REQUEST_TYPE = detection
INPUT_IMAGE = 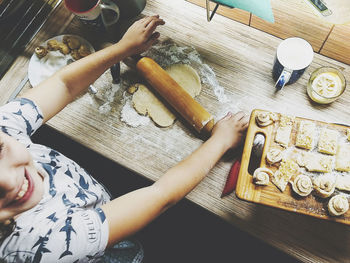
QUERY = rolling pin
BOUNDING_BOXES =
[135,57,214,137]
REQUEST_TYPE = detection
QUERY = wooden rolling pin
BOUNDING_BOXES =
[136,57,214,137]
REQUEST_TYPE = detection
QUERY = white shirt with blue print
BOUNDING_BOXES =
[0,98,111,263]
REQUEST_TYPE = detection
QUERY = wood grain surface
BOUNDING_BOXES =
[320,23,350,65]
[2,1,350,262]
[250,0,333,52]
[186,0,251,25]
[236,109,350,225]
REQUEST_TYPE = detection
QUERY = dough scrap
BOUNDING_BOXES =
[272,159,299,192]
[295,121,315,150]
[274,114,294,147]
[335,144,350,172]
[131,64,201,127]
[298,152,333,173]
[318,128,338,155]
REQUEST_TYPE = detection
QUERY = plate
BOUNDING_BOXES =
[28,34,95,87]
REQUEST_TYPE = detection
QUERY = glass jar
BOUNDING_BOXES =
[307,67,346,104]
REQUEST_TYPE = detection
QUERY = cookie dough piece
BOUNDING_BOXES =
[275,125,292,147]
[301,152,333,173]
[292,174,313,197]
[328,194,349,216]
[272,159,299,192]
[274,114,294,147]
[295,121,316,150]
[336,174,350,191]
[253,167,273,185]
[335,144,350,172]
[132,84,176,127]
[313,174,336,198]
[266,147,283,164]
[131,64,201,127]
[318,128,339,155]
[165,64,201,97]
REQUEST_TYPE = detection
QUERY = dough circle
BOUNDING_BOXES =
[292,174,313,197]
[131,64,201,127]
[253,167,273,185]
[328,194,349,216]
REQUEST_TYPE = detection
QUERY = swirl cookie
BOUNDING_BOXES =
[266,148,283,164]
[328,194,349,216]
[292,174,313,197]
[313,175,336,198]
[253,167,273,185]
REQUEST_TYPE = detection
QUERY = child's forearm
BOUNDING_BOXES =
[57,41,131,98]
[153,134,228,209]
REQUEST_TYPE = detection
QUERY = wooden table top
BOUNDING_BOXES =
[1,1,350,262]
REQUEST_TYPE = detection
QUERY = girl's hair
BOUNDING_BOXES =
[0,219,15,242]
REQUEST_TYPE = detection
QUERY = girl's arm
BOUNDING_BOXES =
[21,15,164,123]
[102,112,249,247]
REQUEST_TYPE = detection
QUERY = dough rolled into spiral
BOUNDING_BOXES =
[256,112,274,127]
[313,175,336,198]
[266,148,283,164]
[253,167,273,185]
[328,194,349,216]
[292,174,313,197]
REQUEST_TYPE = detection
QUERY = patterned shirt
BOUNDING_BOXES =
[0,98,111,262]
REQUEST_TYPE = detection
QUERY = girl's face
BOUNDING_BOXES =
[0,132,44,222]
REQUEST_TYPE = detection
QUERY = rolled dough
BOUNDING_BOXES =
[131,64,201,127]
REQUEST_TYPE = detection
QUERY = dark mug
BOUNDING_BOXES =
[64,0,120,29]
[114,0,146,19]
[272,37,314,90]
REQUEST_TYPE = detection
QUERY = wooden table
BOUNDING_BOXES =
[1,1,350,262]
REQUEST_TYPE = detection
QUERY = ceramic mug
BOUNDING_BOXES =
[272,37,314,90]
[64,0,120,29]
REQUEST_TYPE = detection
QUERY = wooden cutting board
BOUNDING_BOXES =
[236,109,350,225]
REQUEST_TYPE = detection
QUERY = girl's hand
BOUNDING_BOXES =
[120,15,165,56]
[211,111,249,152]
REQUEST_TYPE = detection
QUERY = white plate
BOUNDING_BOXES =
[28,34,95,87]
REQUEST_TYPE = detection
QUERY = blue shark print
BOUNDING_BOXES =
[0,99,112,262]
[73,183,88,205]
[62,194,77,208]
[47,213,58,223]
[65,168,73,178]
[59,217,76,259]
[78,175,99,205]
[17,98,43,123]
[40,163,57,197]
[13,109,34,136]
[32,229,52,263]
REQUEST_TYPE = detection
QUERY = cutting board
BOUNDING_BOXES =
[236,109,350,225]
